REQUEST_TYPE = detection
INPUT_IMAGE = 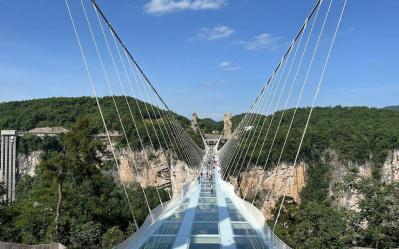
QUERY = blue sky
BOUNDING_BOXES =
[0,0,398,120]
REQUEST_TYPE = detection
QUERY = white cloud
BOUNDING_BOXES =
[219,61,242,71]
[144,0,227,15]
[194,25,234,41]
[235,33,283,51]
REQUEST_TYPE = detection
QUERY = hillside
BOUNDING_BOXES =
[0,96,204,151]
[227,106,399,168]
[384,105,399,112]
[223,106,399,248]
[197,117,223,133]
[1,101,399,248]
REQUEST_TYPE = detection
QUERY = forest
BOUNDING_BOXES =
[0,118,169,248]
[0,96,204,159]
[1,98,399,248]
[227,106,399,248]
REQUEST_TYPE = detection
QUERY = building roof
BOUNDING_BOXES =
[28,127,68,134]
[1,130,17,135]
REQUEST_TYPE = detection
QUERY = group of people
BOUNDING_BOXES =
[197,147,218,194]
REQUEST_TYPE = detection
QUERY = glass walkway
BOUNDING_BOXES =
[117,146,285,249]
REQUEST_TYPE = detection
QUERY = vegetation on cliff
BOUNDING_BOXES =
[231,106,399,173]
[1,98,399,248]
[0,96,204,156]
[0,118,169,248]
[227,106,399,249]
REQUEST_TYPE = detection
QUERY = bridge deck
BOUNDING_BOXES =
[117,147,283,249]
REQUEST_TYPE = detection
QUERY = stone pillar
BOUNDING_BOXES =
[0,130,17,203]
[222,113,233,140]
[191,113,198,133]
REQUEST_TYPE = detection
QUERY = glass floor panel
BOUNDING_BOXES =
[225,198,233,204]
[140,235,176,249]
[154,222,181,235]
[194,212,219,222]
[231,223,257,236]
[227,204,238,212]
[189,236,220,249]
[176,203,189,212]
[167,212,185,222]
[197,204,218,212]
[234,237,269,249]
[199,197,217,203]
[191,222,219,235]
[200,192,216,197]
[229,212,246,222]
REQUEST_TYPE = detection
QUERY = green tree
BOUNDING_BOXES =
[0,182,5,201]
[290,202,353,249]
[101,226,125,249]
[40,152,67,236]
[70,221,101,249]
[39,118,102,236]
[354,178,399,248]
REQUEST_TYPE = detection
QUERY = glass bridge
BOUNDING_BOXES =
[116,146,290,249]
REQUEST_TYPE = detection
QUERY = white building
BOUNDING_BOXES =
[0,130,17,203]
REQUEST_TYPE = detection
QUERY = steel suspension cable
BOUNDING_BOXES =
[273,0,347,231]
[92,0,203,169]
[242,17,308,200]
[64,0,138,229]
[222,95,267,178]
[89,0,158,215]
[221,0,322,181]
[233,43,297,182]
[251,0,324,205]
[237,35,304,197]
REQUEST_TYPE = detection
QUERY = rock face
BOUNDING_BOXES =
[238,162,307,219]
[26,127,68,137]
[17,151,42,177]
[16,146,194,198]
[97,146,196,197]
[191,113,198,133]
[233,147,399,218]
[381,149,399,184]
[115,148,171,189]
[170,160,197,196]
[326,149,372,211]
[222,113,233,140]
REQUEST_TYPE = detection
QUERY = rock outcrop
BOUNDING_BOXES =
[170,160,197,196]
[222,113,233,140]
[115,148,170,188]
[326,149,372,211]
[381,149,399,184]
[237,162,307,219]
[191,113,198,133]
[16,146,193,199]
[17,151,42,177]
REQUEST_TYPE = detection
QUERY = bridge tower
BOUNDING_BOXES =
[222,112,233,140]
[0,130,17,203]
[191,112,198,133]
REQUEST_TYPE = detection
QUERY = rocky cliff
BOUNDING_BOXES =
[17,147,195,198]
[237,162,307,219]
[326,149,373,211]
[381,149,399,183]
[326,148,399,211]
[222,113,233,140]
[115,147,196,197]
[17,151,42,177]
[232,148,399,218]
